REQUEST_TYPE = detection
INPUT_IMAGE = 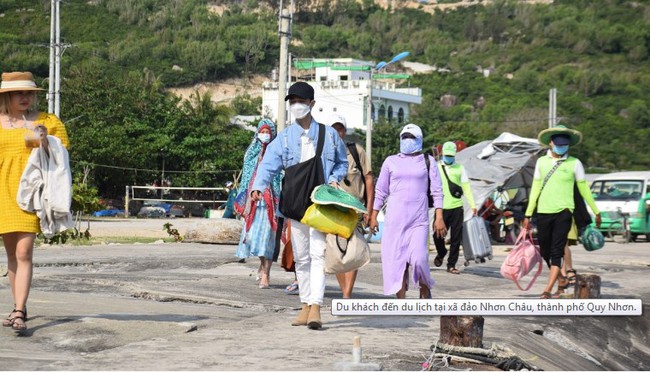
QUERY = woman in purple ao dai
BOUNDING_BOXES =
[369,124,446,299]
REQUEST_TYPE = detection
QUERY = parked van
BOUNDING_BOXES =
[590,171,650,241]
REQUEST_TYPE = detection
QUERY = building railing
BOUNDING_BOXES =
[264,80,421,97]
[125,185,228,217]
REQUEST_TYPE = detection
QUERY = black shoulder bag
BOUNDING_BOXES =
[423,154,434,208]
[278,124,326,221]
[346,142,367,205]
[441,164,464,199]
[573,182,592,232]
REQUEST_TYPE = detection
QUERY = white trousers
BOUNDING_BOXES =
[290,219,327,306]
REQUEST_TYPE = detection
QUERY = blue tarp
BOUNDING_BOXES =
[93,209,125,217]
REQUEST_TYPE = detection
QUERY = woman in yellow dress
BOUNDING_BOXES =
[0,72,69,331]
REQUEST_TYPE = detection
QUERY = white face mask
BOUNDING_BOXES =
[258,133,271,143]
[290,102,311,120]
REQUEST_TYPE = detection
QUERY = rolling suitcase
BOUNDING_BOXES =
[461,216,493,266]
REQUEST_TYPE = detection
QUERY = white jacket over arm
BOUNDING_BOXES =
[17,135,74,238]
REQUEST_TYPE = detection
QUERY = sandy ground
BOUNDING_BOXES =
[167,76,266,106]
[0,219,648,370]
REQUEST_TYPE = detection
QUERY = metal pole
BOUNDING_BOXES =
[548,88,552,128]
[365,70,373,166]
[277,8,291,131]
[161,155,165,200]
[48,0,55,113]
[553,88,557,127]
[54,0,61,118]
[125,186,129,218]
[549,88,556,128]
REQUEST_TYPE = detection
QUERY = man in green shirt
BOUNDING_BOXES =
[523,125,601,299]
[433,142,477,274]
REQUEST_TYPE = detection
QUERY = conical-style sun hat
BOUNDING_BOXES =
[310,185,367,214]
[538,125,582,146]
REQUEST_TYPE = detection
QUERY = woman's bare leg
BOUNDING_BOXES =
[3,233,35,329]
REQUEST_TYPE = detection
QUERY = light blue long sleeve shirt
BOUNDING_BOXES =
[251,118,348,194]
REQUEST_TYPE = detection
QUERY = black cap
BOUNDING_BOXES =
[284,82,314,101]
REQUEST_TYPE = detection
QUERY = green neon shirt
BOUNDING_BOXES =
[437,162,476,210]
[525,153,600,216]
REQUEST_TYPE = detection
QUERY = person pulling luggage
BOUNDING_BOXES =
[433,142,477,274]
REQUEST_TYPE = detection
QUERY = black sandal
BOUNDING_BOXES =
[2,309,16,327]
[4,309,27,330]
[10,310,27,331]
[2,307,26,327]
[434,256,443,267]
[566,269,577,286]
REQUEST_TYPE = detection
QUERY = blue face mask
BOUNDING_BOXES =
[552,145,569,156]
[442,155,455,165]
[400,137,422,154]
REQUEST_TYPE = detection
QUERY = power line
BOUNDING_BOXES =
[71,160,240,174]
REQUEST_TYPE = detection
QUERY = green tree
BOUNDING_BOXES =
[231,94,262,115]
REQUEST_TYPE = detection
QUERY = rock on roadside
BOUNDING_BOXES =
[183,218,243,244]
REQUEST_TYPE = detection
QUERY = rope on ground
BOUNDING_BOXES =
[422,338,471,371]
[434,343,516,359]
[424,341,542,371]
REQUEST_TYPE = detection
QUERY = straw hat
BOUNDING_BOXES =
[537,125,582,146]
[0,72,44,93]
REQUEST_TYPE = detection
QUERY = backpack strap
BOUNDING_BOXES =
[423,154,433,205]
[314,123,326,158]
[542,159,565,190]
[440,163,463,198]
[346,142,367,204]
[532,159,565,215]
[346,142,364,176]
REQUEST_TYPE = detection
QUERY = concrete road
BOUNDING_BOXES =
[0,220,648,370]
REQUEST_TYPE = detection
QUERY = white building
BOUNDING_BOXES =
[261,58,422,132]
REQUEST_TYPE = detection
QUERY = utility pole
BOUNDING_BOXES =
[365,73,373,166]
[48,0,55,113]
[365,51,409,166]
[54,0,61,118]
[48,0,69,118]
[161,155,165,200]
[277,8,292,131]
[548,88,557,128]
